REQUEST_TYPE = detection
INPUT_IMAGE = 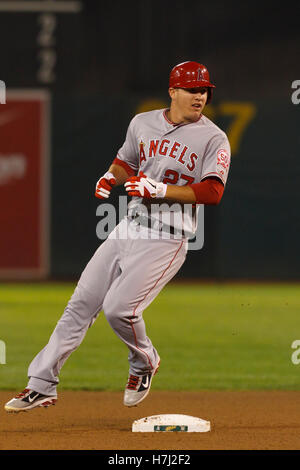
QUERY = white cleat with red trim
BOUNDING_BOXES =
[123,358,160,407]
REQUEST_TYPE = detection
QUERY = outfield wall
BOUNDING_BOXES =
[0,3,299,280]
[48,94,300,280]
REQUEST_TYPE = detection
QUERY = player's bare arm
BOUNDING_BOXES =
[164,177,224,205]
[108,163,131,185]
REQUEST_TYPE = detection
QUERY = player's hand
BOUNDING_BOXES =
[95,171,116,199]
[124,171,167,199]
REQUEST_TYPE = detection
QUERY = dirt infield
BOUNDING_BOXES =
[1,391,300,450]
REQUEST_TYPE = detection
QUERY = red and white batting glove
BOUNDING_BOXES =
[95,171,116,199]
[124,171,167,199]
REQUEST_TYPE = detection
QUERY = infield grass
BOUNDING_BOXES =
[0,282,299,391]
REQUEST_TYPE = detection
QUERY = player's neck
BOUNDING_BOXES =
[167,107,185,125]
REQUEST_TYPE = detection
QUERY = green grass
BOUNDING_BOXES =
[0,282,300,391]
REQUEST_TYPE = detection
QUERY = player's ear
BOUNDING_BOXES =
[169,87,176,100]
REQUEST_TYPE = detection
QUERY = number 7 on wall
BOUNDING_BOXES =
[218,102,256,156]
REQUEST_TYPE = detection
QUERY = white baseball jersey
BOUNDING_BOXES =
[117,109,231,237]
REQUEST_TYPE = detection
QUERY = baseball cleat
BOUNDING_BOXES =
[4,388,57,413]
[123,358,160,407]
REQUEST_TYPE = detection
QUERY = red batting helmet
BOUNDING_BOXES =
[169,61,216,103]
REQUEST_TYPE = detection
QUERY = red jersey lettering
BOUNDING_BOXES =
[149,139,159,157]
[187,152,198,171]
[159,139,170,156]
[178,146,188,165]
[169,141,180,159]
[139,141,146,165]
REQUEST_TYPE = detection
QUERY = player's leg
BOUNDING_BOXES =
[26,237,122,396]
[5,222,127,412]
[102,234,188,405]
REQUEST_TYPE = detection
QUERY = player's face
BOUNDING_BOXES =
[169,87,208,123]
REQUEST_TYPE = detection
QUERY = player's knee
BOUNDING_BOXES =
[63,284,102,325]
[102,296,118,324]
[102,295,130,325]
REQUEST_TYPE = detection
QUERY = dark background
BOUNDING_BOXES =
[1,0,300,279]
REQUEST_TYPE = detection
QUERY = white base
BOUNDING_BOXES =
[132,414,211,433]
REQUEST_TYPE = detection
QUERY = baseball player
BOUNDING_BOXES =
[5,61,230,412]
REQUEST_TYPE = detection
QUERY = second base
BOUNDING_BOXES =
[132,414,211,432]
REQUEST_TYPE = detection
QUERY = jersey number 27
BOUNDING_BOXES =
[163,169,195,185]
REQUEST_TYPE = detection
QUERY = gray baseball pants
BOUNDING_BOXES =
[27,218,188,396]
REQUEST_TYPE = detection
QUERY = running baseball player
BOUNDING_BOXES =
[5,61,230,412]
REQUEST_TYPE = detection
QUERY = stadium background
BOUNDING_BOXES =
[0,0,300,451]
[0,0,299,280]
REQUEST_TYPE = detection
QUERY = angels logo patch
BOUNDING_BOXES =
[217,149,230,176]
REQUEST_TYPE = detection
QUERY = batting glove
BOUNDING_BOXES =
[124,171,167,199]
[95,171,116,199]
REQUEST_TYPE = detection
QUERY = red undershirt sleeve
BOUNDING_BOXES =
[189,178,224,205]
[112,157,136,177]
